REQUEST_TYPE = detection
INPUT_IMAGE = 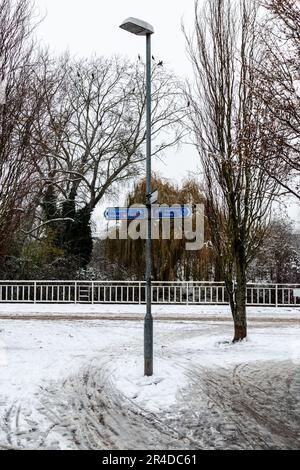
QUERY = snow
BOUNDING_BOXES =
[0,320,142,400]
[0,310,300,449]
[112,357,187,413]
[0,79,7,105]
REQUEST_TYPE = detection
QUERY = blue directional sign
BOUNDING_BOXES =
[104,207,146,221]
[152,206,192,219]
[104,206,192,221]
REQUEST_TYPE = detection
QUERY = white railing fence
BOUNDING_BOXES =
[0,281,299,306]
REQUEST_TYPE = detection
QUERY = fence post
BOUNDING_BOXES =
[186,281,189,306]
[74,281,77,304]
[139,282,141,305]
[92,281,94,304]
[34,281,37,304]
[275,284,278,308]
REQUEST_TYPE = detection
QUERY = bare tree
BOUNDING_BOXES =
[0,0,41,259]
[248,217,300,283]
[253,0,300,199]
[29,53,186,266]
[184,0,279,341]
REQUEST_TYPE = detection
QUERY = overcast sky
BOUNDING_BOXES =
[34,0,300,229]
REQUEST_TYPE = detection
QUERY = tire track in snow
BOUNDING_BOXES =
[171,360,300,449]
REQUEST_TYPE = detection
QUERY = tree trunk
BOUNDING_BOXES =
[233,248,247,342]
[233,323,247,342]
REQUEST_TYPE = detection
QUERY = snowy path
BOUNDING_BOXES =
[1,303,300,320]
[0,318,300,449]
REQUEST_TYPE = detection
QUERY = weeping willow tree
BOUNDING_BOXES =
[105,177,214,281]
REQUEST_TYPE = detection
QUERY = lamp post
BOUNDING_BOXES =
[119,17,154,376]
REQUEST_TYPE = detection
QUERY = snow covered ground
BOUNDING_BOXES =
[0,307,300,449]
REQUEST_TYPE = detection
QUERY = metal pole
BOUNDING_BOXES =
[144,33,153,376]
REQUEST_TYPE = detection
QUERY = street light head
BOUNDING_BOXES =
[119,17,154,36]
